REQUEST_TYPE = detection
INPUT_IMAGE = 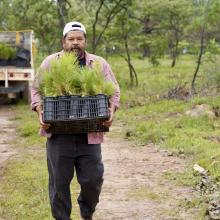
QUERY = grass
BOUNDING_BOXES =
[109,55,220,179]
[0,151,81,220]
[0,152,51,220]
[1,54,220,219]
[157,197,208,220]
[0,103,81,220]
[9,102,45,147]
[128,185,165,201]
[163,168,201,187]
[116,97,220,179]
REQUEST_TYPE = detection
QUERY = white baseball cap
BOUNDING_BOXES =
[63,21,86,36]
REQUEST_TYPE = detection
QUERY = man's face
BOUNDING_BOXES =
[62,31,86,58]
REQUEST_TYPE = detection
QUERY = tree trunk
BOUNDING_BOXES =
[57,0,68,30]
[171,31,179,68]
[92,0,104,53]
[92,0,127,53]
[171,57,176,68]
[171,44,177,67]
[191,23,205,94]
[191,0,209,94]
[124,35,138,86]
[125,36,133,86]
[142,46,150,59]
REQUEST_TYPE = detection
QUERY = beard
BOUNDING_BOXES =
[68,46,85,59]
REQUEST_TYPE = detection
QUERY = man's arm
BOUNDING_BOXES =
[102,61,120,128]
[31,56,51,130]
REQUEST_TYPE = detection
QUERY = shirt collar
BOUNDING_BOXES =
[85,51,95,67]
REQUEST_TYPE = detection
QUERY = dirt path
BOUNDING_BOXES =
[94,130,200,220]
[0,106,201,220]
[0,106,17,175]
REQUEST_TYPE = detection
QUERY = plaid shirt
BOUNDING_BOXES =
[31,51,120,144]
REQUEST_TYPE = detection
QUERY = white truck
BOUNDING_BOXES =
[0,30,35,102]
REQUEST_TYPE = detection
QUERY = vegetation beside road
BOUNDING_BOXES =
[0,105,81,220]
[1,55,220,219]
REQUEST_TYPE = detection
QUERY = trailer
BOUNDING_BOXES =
[0,30,35,102]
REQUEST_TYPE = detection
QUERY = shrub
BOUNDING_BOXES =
[203,54,220,91]
[0,43,16,60]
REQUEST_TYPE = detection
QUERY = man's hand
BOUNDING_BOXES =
[36,105,51,130]
[103,104,116,128]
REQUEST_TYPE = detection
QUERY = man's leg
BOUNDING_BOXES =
[47,134,76,220]
[75,139,104,218]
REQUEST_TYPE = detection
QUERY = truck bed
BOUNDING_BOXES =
[0,67,34,81]
[0,85,25,94]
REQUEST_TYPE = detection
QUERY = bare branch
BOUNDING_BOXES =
[92,0,105,50]
[93,0,128,52]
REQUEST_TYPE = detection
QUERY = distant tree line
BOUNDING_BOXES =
[1,0,220,89]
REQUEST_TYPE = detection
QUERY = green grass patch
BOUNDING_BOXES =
[163,168,201,187]
[0,153,51,220]
[128,186,164,201]
[0,102,82,220]
[118,99,220,178]
[110,56,220,180]
[0,151,81,220]
[10,101,45,147]
[157,196,207,220]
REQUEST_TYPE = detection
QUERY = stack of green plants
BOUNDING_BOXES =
[0,42,16,60]
[38,53,115,97]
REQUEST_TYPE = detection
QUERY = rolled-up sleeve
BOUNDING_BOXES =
[102,61,120,109]
[31,57,50,111]
[31,78,42,111]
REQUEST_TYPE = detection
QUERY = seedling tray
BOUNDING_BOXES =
[43,94,109,134]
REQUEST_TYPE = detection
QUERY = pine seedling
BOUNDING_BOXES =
[39,53,116,97]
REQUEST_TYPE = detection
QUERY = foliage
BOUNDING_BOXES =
[146,34,168,66]
[0,55,219,219]
[2,0,220,90]
[38,53,115,97]
[2,0,61,53]
[1,0,220,56]
[0,43,16,60]
[202,41,220,90]
[109,55,220,181]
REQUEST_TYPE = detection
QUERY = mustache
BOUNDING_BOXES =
[70,46,81,51]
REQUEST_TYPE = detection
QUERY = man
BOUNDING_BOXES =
[31,21,120,220]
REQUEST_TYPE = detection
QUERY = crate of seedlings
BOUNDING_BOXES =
[39,53,115,134]
[43,94,109,133]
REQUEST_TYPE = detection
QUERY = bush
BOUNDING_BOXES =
[202,55,220,90]
[0,43,16,60]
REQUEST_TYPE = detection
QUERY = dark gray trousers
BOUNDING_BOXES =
[46,134,104,220]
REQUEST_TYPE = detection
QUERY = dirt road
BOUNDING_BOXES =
[0,105,201,220]
[0,106,17,173]
[94,134,200,220]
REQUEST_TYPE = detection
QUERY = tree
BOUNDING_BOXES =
[56,0,70,29]
[108,5,138,86]
[159,0,192,67]
[127,0,162,59]
[77,0,130,53]
[0,0,10,30]
[3,0,61,53]
[190,0,211,94]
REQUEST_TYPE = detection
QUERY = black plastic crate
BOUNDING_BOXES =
[43,94,109,133]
